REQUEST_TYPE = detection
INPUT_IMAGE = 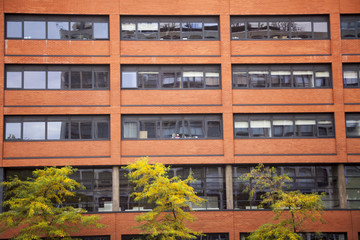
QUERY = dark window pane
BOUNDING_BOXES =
[189,120,204,138]
[82,71,93,88]
[341,20,356,38]
[121,23,136,39]
[24,21,46,39]
[182,22,203,40]
[71,122,80,139]
[139,72,158,88]
[247,22,267,39]
[346,120,360,137]
[48,21,69,39]
[161,72,181,88]
[249,71,269,88]
[250,120,271,137]
[207,121,221,138]
[94,72,109,88]
[7,21,22,38]
[97,122,109,139]
[233,71,247,87]
[273,120,294,137]
[160,22,180,40]
[71,21,93,40]
[291,22,312,39]
[71,71,81,88]
[295,120,316,137]
[80,121,92,139]
[162,120,177,138]
[294,71,314,88]
[271,71,291,87]
[140,121,158,139]
[231,22,245,39]
[315,71,330,87]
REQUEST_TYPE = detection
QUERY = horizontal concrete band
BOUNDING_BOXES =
[4,105,111,107]
[235,153,337,156]
[233,103,334,106]
[121,154,224,158]
[121,104,222,107]
[3,156,111,160]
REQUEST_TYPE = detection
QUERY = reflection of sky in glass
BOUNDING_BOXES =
[6,72,22,88]
[7,21,22,38]
[48,71,62,89]
[182,22,202,30]
[5,123,21,139]
[47,22,69,39]
[47,122,65,139]
[293,22,311,32]
[94,22,108,39]
[122,72,137,88]
[24,21,45,39]
[23,122,45,140]
[314,22,328,32]
[24,71,46,89]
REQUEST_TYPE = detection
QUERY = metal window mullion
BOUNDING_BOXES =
[311,21,315,39]
[266,20,270,39]
[44,117,48,140]
[201,20,204,40]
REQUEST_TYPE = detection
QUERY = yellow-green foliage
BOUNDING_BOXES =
[0,166,105,240]
[123,157,205,240]
[241,164,325,239]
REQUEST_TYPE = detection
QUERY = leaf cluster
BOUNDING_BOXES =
[0,166,105,240]
[123,158,204,240]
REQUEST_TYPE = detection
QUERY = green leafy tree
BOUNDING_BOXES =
[0,166,105,240]
[123,157,205,240]
[240,164,325,240]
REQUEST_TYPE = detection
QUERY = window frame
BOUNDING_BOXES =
[341,14,360,39]
[232,64,332,89]
[230,15,330,40]
[4,115,110,141]
[5,65,110,90]
[233,113,335,139]
[343,64,360,88]
[5,14,109,40]
[121,65,221,90]
[121,115,223,140]
[120,16,220,41]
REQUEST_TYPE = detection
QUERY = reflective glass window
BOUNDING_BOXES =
[70,21,93,40]
[5,123,21,140]
[137,22,158,40]
[291,21,312,39]
[6,72,22,88]
[24,21,46,39]
[24,71,46,89]
[160,22,180,40]
[47,21,69,39]
[6,21,22,38]
[23,122,45,140]
[94,22,108,39]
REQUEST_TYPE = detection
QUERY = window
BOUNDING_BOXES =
[121,16,219,40]
[345,165,360,209]
[122,234,229,240]
[345,113,360,137]
[233,64,331,89]
[234,114,334,138]
[343,64,360,88]
[5,168,112,213]
[233,165,339,210]
[5,65,109,90]
[240,233,346,240]
[5,14,109,40]
[341,15,360,39]
[231,15,329,40]
[120,166,226,211]
[122,115,222,139]
[4,115,110,141]
[121,65,220,89]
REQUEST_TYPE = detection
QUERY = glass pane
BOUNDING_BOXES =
[24,21,45,39]
[82,71,93,88]
[207,121,221,138]
[294,71,314,88]
[271,71,291,87]
[23,122,45,140]
[231,22,245,39]
[140,121,157,139]
[343,71,358,87]
[249,71,269,88]
[314,22,329,39]
[204,23,218,39]
[161,72,181,88]
[47,121,68,140]
[139,72,158,88]
[315,71,330,87]
[291,22,312,39]
[94,72,109,88]
[137,22,158,40]
[160,22,180,40]
[71,71,81,88]
[346,120,360,137]
[273,120,294,137]
[205,72,220,88]
[5,123,21,140]
[122,72,138,88]
[79,121,92,139]
[233,71,247,87]
[250,120,271,137]
[7,21,22,38]
[121,23,136,39]
[48,71,62,89]
[183,72,204,88]
[295,120,316,137]
[162,120,177,138]
[93,22,108,39]
[269,21,290,39]
[189,120,204,138]
[182,22,203,40]
[6,72,22,88]
[124,122,138,138]
[71,122,80,139]
[97,122,109,139]
[341,20,356,38]
[234,121,249,137]
[24,71,46,89]
[247,22,267,39]
[47,21,69,39]
[70,21,93,40]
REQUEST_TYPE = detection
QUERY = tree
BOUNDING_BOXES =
[0,166,105,240]
[123,157,205,240]
[240,164,325,240]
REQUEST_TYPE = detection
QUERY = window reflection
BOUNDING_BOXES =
[24,21,46,39]
[47,21,69,39]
